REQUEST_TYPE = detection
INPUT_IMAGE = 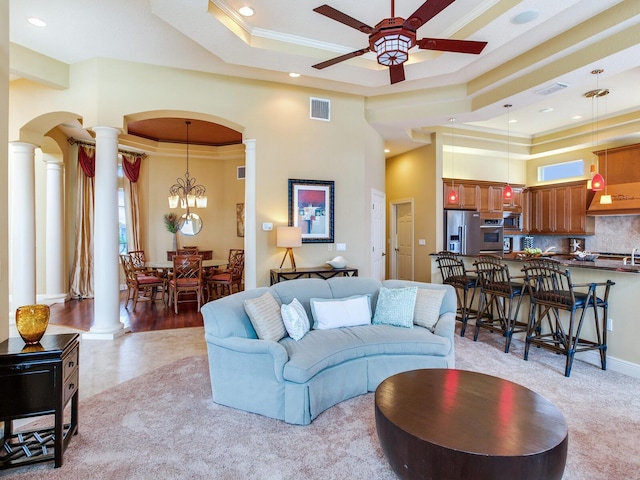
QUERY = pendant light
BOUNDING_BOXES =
[503,104,514,200]
[585,69,607,192]
[447,118,458,204]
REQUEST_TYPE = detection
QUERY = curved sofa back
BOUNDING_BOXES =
[202,276,456,341]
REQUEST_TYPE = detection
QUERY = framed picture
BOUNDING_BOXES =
[288,179,334,243]
[236,203,245,237]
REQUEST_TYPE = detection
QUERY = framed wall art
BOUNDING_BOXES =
[288,179,334,243]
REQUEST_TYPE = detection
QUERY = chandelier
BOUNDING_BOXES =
[168,121,207,209]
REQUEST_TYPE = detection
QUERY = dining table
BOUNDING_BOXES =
[146,259,229,271]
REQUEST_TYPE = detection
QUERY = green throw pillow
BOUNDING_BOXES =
[372,286,418,328]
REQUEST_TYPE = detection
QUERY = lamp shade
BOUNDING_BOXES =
[591,173,605,191]
[277,226,302,248]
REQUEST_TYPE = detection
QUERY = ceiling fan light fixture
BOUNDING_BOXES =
[372,31,414,66]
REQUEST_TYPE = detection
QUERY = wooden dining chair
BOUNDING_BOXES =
[207,249,244,300]
[169,254,204,314]
[120,254,165,310]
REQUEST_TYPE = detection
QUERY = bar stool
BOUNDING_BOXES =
[473,255,529,353]
[521,258,614,377]
[435,251,480,337]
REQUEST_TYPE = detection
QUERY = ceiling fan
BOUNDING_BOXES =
[312,0,487,84]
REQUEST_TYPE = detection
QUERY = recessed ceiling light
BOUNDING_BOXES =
[27,17,47,27]
[289,72,300,78]
[539,107,554,113]
[508,119,518,124]
[238,6,254,17]
[511,10,539,25]
[572,115,583,120]
[384,149,390,153]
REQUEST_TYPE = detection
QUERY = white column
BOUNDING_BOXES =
[42,157,67,304]
[243,139,256,290]
[10,142,37,312]
[84,126,127,339]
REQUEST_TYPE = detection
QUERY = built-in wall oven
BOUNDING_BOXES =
[479,218,504,255]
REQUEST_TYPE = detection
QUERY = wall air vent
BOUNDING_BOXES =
[237,166,246,180]
[310,97,331,121]
[534,82,569,95]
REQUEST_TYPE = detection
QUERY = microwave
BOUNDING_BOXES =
[503,212,522,231]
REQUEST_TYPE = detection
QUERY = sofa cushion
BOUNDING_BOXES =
[244,292,286,342]
[310,295,372,330]
[414,287,446,332]
[281,298,311,341]
[372,286,417,328]
[280,324,451,384]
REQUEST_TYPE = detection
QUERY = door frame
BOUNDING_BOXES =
[389,199,414,280]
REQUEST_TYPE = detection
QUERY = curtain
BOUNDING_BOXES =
[122,153,142,252]
[69,145,95,298]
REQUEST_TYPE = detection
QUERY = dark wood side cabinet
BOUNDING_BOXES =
[270,266,358,285]
[0,333,79,469]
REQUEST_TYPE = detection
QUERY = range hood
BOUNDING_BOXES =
[587,182,640,215]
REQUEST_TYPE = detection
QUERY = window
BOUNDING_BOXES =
[538,159,584,181]
[118,163,128,254]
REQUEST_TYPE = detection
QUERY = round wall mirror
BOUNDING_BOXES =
[179,213,203,236]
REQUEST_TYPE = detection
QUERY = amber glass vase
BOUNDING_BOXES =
[16,304,50,344]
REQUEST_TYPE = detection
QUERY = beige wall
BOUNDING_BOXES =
[1,3,8,340]
[385,136,439,282]
[9,58,384,296]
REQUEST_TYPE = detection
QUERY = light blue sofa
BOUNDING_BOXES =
[201,277,456,425]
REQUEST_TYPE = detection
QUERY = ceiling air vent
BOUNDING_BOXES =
[310,97,330,121]
[237,166,246,180]
[534,82,569,95]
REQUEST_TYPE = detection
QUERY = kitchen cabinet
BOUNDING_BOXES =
[478,185,503,214]
[443,181,478,210]
[503,187,523,212]
[526,181,594,235]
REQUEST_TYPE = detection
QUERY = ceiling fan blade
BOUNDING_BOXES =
[404,0,455,30]
[313,5,374,34]
[312,47,371,70]
[389,64,405,84]
[417,37,487,54]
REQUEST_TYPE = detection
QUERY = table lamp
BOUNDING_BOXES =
[277,226,302,269]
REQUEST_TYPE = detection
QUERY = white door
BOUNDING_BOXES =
[371,189,386,281]
[392,201,414,280]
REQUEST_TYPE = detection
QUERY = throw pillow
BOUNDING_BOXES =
[310,295,372,330]
[244,292,286,342]
[372,286,418,328]
[413,288,446,332]
[281,298,311,341]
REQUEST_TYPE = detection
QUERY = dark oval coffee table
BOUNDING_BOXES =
[375,369,568,480]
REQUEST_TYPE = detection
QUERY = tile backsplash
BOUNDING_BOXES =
[507,215,640,254]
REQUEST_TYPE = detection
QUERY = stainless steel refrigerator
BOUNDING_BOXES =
[444,210,482,255]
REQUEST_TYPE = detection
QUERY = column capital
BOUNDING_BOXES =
[9,141,38,154]
[91,126,122,137]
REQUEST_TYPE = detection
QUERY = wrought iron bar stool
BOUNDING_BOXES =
[521,258,614,377]
[473,255,529,353]
[435,251,480,337]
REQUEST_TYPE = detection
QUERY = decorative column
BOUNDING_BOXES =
[84,126,127,339]
[243,139,256,290]
[43,157,67,304]
[9,142,37,313]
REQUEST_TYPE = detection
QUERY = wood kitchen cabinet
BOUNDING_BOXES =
[503,187,523,212]
[526,181,594,235]
[443,181,478,210]
[478,185,503,214]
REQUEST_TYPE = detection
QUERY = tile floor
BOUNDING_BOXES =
[8,324,208,400]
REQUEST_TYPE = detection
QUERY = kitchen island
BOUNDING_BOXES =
[430,253,640,377]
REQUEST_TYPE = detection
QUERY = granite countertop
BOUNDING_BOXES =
[502,252,640,274]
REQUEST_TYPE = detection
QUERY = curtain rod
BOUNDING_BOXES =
[67,137,147,159]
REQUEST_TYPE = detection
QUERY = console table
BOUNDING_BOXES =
[270,266,358,285]
[0,333,79,469]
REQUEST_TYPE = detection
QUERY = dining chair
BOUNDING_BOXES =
[521,258,614,377]
[169,254,204,314]
[120,254,166,311]
[435,251,480,337]
[207,249,244,300]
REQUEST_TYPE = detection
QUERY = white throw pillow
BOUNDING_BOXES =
[281,298,311,341]
[310,295,372,330]
[244,292,286,342]
[413,288,446,332]
[372,286,417,328]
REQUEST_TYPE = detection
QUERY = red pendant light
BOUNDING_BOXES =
[586,69,608,192]
[503,104,513,200]
[503,184,513,200]
[447,188,459,204]
[447,117,459,204]
[591,172,605,191]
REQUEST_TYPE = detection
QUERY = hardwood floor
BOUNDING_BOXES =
[49,291,204,332]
